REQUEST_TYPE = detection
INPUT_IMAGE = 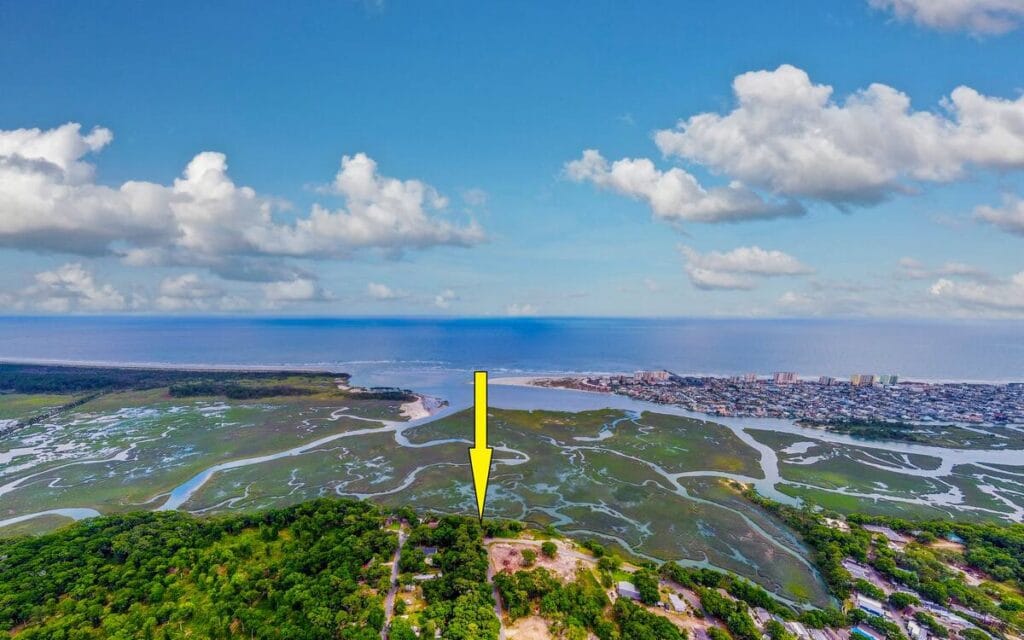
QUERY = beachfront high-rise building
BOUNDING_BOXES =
[635,370,670,383]
[851,374,876,387]
[773,371,798,384]
[877,374,899,386]
[818,376,837,386]
[741,373,758,383]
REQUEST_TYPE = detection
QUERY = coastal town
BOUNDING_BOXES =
[534,371,1024,426]
[536,368,1024,423]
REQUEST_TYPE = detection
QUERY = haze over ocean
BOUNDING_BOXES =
[0,317,1020,382]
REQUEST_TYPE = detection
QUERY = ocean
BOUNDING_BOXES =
[0,316,1021,386]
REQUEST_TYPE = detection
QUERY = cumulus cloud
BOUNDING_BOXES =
[565,150,803,223]
[974,193,1024,236]
[261,278,325,304]
[0,124,484,279]
[0,264,331,314]
[367,282,406,300]
[505,303,538,316]
[152,273,250,311]
[8,263,130,312]
[869,0,1024,35]
[251,154,484,257]
[0,124,173,254]
[930,272,1024,311]
[681,245,813,290]
[653,65,1024,207]
[433,289,457,309]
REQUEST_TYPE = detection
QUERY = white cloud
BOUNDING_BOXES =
[686,268,757,291]
[434,289,457,309]
[252,153,484,257]
[367,282,406,300]
[896,257,931,279]
[565,150,803,223]
[930,272,1024,311]
[777,290,817,311]
[505,303,538,316]
[776,271,1024,318]
[12,263,129,312]
[974,193,1024,236]
[0,124,484,279]
[681,245,813,290]
[261,278,324,304]
[0,265,327,314]
[153,273,250,311]
[869,0,1024,35]
[159,273,220,300]
[682,245,813,276]
[775,288,878,316]
[897,257,995,281]
[0,124,173,254]
[653,65,1024,207]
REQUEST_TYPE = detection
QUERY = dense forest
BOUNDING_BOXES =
[403,516,501,640]
[0,364,344,395]
[6,490,1024,639]
[0,500,495,640]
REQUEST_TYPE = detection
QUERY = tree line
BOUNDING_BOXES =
[0,363,342,395]
[0,500,498,639]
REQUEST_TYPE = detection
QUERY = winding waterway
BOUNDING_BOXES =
[5,369,1024,610]
[9,376,1024,525]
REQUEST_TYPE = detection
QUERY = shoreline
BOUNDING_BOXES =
[0,357,338,374]
[399,393,447,420]
[2,358,1021,386]
[491,372,1024,387]
[488,375,549,388]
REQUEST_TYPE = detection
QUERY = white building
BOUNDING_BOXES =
[855,594,887,618]
[617,581,641,601]
[635,370,671,383]
[862,524,909,549]
[669,593,687,613]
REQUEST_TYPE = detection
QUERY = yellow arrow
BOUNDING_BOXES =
[469,370,493,521]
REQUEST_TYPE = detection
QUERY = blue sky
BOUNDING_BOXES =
[1,0,1023,316]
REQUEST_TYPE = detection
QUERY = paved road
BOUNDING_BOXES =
[382,530,407,640]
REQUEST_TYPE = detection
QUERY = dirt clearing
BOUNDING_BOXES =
[488,539,589,581]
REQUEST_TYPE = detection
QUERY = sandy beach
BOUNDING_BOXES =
[399,393,447,420]
[488,375,548,387]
